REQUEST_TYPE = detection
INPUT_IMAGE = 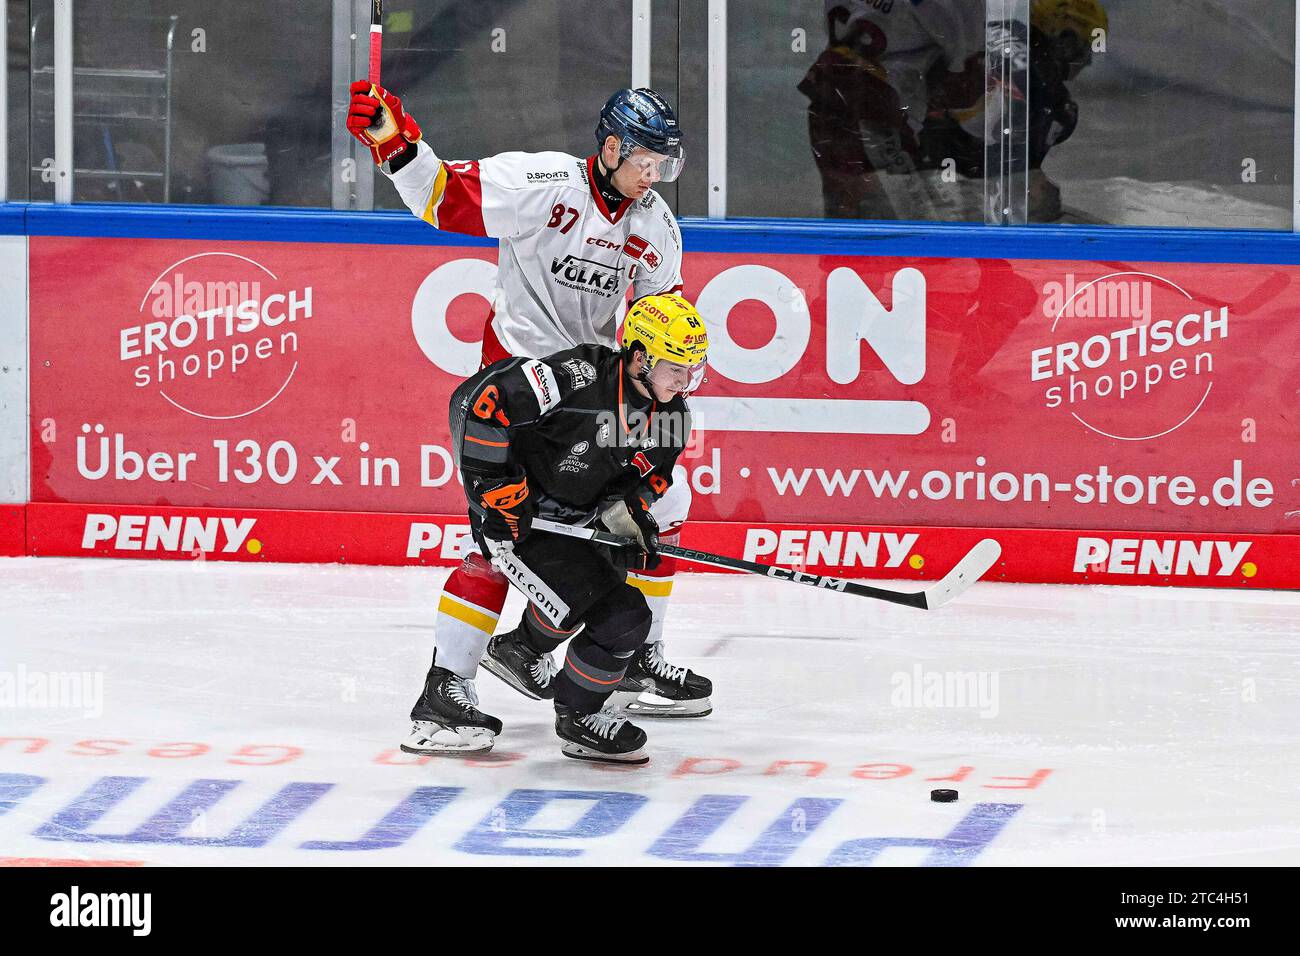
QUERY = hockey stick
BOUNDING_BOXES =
[366,1,391,133]
[368,0,383,86]
[533,518,1001,610]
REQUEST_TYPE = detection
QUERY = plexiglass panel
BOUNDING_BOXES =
[1028,0,1294,228]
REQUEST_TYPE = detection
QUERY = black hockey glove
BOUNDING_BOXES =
[600,495,661,571]
[476,472,536,556]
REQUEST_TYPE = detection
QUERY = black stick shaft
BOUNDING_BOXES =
[655,543,928,608]
[533,518,927,609]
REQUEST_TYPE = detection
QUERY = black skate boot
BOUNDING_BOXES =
[610,641,713,718]
[401,655,503,755]
[555,704,649,765]
[481,625,559,700]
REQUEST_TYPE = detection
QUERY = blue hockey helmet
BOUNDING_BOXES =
[595,88,684,182]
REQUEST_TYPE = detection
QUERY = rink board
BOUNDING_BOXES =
[0,504,23,556]
[19,501,1298,589]
[5,205,1300,589]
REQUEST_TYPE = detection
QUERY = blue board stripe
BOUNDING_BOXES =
[5,201,1300,265]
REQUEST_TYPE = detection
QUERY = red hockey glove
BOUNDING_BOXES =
[347,80,422,166]
[477,473,536,555]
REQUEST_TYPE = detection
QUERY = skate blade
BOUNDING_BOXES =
[480,656,545,701]
[561,742,649,765]
[399,725,496,756]
[608,690,712,719]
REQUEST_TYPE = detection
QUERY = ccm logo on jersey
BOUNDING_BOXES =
[523,360,561,412]
[81,513,257,553]
[623,234,662,272]
[745,529,919,568]
[1073,537,1252,576]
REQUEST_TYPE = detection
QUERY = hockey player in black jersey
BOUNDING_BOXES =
[404,293,709,764]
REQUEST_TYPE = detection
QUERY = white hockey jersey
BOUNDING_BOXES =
[387,141,684,359]
[827,0,986,133]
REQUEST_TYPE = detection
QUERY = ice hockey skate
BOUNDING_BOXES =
[401,657,503,755]
[609,641,713,717]
[555,704,649,765]
[481,624,560,700]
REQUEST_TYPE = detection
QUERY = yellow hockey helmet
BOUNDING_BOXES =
[621,293,708,392]
[1032,0,1108,41]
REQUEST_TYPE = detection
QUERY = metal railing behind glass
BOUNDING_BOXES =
[30,10,178,202]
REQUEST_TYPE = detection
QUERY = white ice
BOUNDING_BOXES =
[1,556,1298,866]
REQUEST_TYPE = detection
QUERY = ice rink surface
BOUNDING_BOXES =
[1,556,1297,867]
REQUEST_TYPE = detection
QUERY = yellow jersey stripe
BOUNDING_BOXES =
[438,593,498,634]
[625,574,674,598]
[422,161,449,227]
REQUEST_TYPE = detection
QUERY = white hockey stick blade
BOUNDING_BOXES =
[922,538,1002,610]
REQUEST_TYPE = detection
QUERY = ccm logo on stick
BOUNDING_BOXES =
[82,514,257,553]
[1073,537,1252,576]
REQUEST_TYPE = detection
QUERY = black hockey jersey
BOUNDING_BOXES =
[450,344,691,525]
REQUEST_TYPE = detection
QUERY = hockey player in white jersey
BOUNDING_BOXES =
[347,82,710,754]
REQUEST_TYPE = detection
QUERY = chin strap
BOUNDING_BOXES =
[624,344,654,387]
[593,155,630,206]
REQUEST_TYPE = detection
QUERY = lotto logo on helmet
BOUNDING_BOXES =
[634,300,674,324]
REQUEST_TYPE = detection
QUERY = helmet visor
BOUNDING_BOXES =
[647,357,706,394]
[624,145,685,183]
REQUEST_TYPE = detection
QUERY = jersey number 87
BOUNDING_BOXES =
[547,204,580,234]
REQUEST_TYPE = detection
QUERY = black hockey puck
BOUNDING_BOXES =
[930,788,958,803]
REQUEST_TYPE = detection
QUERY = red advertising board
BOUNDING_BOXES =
[0,504,23,557]
[25,235,1300,588]
[21,501,1293,590]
